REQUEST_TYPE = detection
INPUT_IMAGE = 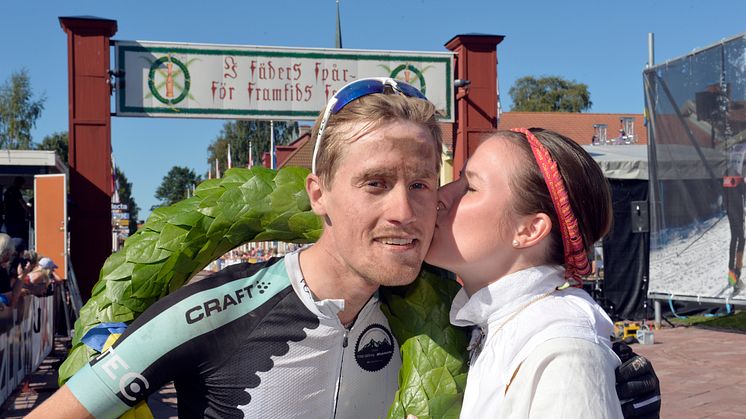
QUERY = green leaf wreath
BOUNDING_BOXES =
[59,166,468,419]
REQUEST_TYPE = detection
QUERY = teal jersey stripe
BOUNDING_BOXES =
[79,260,290,414]
[66,364,130,419]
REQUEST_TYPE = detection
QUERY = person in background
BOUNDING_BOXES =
[4,177,31,246]
[0,233,15,295]
[17,249,39,278]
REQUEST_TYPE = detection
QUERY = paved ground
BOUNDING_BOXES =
[634,326,746,419]
[3,324,746,418]
[0,335,178,418]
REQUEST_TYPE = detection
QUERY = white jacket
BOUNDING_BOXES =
[450,265,624,419]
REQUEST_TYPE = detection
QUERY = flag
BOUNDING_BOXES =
[111,154,120,204]
[227,142,233,169]
[81,322,128,352]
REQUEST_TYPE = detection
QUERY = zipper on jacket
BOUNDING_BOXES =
[331,327,349,418]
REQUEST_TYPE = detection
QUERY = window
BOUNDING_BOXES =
[620,117,635,144]
[592,124,608,145]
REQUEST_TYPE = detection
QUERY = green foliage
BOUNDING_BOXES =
[0,69,45,149]
[509,75,592,112]
[380,268,468,419]
[153,166,202,209]
[59,166,469,418]
[207,120,299,173]
[670,310,746,331]
[37,131,68,164]
[59,166,320,384]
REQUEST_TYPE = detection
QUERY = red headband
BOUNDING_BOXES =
[510,128,591,283]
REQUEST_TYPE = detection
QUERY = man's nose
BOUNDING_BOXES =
[386,185,416,225]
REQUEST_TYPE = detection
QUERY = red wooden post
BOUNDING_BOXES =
[445,34,504,179]
[59,16,118,300]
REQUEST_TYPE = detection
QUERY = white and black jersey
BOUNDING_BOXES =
[66,249,401,418]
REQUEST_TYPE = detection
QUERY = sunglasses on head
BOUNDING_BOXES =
[311,77,429,175]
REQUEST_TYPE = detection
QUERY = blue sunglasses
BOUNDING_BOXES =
[311,77,429,174]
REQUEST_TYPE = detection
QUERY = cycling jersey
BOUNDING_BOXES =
[66,248,401,418]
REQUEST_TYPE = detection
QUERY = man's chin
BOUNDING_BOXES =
[371,265,423,287]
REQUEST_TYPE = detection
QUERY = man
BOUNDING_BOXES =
[30,78,658,418]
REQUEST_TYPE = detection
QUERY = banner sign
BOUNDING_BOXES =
[0,294,54,405]
[646,34,746,302]
[114,41,454,121]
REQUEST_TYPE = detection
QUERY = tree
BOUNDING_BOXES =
[153,166,201,209]
[207,120,299,174]
[509,75,591,112]
[0,69,45,149]
[115,167,140,235]
[37,131,68,165]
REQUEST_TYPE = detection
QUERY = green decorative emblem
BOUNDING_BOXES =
[147,54,191,106]
[379,63,433,95]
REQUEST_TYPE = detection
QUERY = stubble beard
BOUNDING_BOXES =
[357,258,423,288]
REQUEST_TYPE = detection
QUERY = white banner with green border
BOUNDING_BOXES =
[114,41,454,121]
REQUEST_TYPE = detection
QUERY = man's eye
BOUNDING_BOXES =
[410,182,428,190]
[366,180,386,188]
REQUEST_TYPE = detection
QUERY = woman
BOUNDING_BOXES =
[426,128,623,418]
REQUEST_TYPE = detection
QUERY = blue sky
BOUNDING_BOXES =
[2,0,746,220]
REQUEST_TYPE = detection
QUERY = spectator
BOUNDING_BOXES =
[4,177,31,246]
[16,249,38,279]
[39,257,61,280]
[0,233,15,294]
[22,257,58,297]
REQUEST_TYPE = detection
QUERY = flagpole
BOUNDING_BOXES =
[248,139,253,168]
[335,0,343,48]
[227,142,232,169]
[270,120,275,169]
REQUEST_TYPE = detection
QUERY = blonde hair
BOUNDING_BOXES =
[311,94,443,188]
[0,233,14,263]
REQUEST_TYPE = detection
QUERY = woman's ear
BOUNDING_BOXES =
[514,213,552,248]
[306,174,327,216]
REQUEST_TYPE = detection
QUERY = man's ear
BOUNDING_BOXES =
[514,213,552,248]
[306,173,327,216]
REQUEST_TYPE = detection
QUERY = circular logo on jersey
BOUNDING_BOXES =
[119,372,150,403]
[148,55,191,106]
[354,324,394,372]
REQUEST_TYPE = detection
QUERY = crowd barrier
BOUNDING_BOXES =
[0,291,56,405]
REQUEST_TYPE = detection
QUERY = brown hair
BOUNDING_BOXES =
[311,93,443,188]
[498,128,612,266]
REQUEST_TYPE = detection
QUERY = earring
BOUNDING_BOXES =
[436,202,444,211]
[512,239,520,248]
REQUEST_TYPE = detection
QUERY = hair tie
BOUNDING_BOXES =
[510,128,590,284]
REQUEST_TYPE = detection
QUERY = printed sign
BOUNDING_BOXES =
[115,41,454,121]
